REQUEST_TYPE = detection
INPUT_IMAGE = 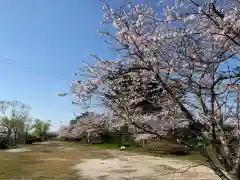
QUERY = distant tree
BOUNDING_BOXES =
[0,100,30,145]
[57,112,123,143]
[31,119,51,141]
[69,119,78,125]
[57,125,70,140]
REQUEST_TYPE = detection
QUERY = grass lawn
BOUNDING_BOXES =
[0,141,111,180]
[87,143,119,149]
[89,143,206,162]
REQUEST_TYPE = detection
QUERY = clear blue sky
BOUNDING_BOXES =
[0,0,158,131]
[0,0,119,131]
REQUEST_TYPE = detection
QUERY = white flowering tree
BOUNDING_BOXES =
[57,112,121,142]
[57,125,70,139]
[58,1,240,179]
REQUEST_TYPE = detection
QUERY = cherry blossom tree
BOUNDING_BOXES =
[57,125,70,139]
[59,0,240,179]
[57,112,122,142]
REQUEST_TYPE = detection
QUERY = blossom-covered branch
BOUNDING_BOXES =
[65,1,240,179]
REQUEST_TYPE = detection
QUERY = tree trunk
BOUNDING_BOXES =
[14,130,17,146]
[25,131,28,144]
[40,134,44,142]
[212,166,232,180]
[230,163,240,180]
[7,129,11,146]
[201,146,233,180]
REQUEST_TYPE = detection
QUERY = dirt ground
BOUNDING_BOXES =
[74,149,220,180]
[0,141,220,180]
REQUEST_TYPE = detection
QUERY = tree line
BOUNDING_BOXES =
[0,100,52,148]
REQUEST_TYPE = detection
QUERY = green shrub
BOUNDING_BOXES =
[0,138,8,149]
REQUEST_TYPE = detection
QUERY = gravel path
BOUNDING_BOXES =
[73,149,220,180]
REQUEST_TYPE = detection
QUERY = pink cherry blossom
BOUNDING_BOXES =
[64,1,240,179]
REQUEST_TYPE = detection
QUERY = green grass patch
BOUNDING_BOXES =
[88,142,206,162]
[0,141,112,180]
[87,143,120,149]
